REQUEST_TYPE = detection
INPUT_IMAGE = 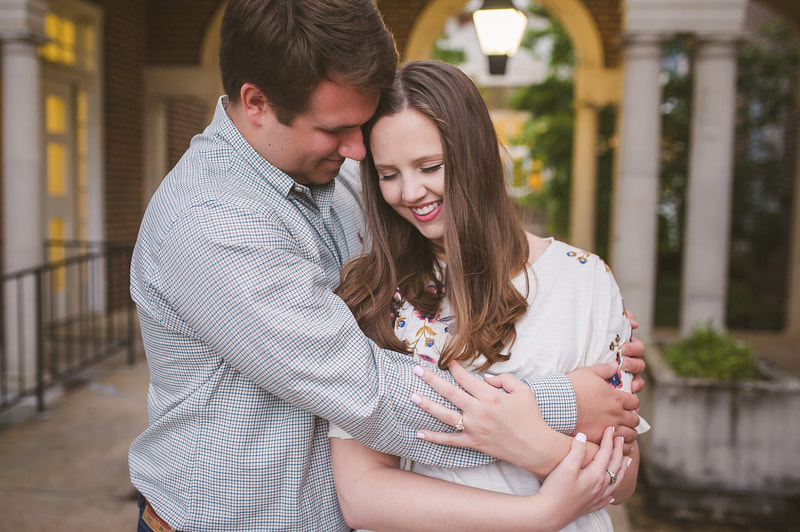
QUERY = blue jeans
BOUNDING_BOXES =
[137,492,177,532]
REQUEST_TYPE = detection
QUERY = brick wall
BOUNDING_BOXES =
[146,0,222,65]
[582,0,622,68]
[89,0,148,244]
[377,0,429,61]
[167,97,208,170]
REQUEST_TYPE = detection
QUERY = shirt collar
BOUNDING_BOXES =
[213,95,336,205]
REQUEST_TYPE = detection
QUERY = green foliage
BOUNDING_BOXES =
[726,20,799,330]
[653,37,694,327]
[432,37,466,66]
[521,3,575,70]
[509,6,615,258]
[510,76,574,239]
[509,7,576,241]
[664,323,760,380]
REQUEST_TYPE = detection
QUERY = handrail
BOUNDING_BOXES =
[0,241,136,413]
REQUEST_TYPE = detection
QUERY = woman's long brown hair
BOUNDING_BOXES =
[336,60,530,371]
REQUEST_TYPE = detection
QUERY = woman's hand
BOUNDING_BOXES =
[535,427,629,530]
[411,360,566,477]
[623,310,646,393]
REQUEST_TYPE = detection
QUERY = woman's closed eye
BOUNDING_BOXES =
[421,163,443,174]
[379,171,399,181]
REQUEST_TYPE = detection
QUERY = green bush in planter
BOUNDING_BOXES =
[664,323,760,380]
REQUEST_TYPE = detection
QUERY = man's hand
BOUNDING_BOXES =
[568,363,640,452]
[623,311,646,393]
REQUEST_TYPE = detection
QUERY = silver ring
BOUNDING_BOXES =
[607,469,617,484]
[455,414,464,432]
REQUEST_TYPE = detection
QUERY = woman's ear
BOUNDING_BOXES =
[239,83,271,126]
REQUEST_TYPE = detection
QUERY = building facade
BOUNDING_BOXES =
[1,0,800,345]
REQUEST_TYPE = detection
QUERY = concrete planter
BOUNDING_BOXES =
[639,346,800,523]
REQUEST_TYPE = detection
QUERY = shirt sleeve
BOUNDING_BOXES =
[145,199,576,467]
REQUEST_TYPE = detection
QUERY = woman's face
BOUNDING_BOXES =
[370,108,446,251]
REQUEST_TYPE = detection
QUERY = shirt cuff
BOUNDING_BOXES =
[531,374,577,435]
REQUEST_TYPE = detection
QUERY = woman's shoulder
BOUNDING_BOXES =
[533,237,613,277]
[525,232,552,264]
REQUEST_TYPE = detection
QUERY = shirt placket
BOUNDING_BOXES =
[291,185,343,286]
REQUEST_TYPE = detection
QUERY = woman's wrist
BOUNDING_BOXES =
[524,492,567,532]
[518,426,571,478]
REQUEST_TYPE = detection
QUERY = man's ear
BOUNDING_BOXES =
[239,83,271,126]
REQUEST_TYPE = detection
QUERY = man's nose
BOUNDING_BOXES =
[338,128,366,161]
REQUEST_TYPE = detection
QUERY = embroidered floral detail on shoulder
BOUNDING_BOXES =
[567,249,613,272]
[566,249,591,264]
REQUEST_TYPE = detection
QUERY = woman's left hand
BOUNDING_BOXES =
[412,360,566,476]
[623,311,646,394]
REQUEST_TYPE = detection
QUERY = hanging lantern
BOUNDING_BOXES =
[472,0,528,75]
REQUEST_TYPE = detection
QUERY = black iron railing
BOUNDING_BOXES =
[0,240,136,413]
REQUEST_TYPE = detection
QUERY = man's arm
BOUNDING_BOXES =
[148,202,573,469]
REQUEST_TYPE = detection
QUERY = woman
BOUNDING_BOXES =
[330,60,642,531]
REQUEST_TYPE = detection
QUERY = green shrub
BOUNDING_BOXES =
[664,323,760,380]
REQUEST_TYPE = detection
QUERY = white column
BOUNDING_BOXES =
[680,37,739,336]
[1,0,46,393]
[610,35,664,342]
[570,102,599,252]
[2,37,42,271]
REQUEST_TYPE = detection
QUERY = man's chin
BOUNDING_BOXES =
[317,162,344,182]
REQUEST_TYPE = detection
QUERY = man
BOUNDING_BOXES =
[130,1,645,530]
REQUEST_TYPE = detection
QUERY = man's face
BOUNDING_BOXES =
[255,80,380,186]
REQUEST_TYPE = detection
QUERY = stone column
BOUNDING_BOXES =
[2,42,43,271]
[680,37,740,336]
[1,0,46,393]
[610,34,665,342]
[570,102,599,252]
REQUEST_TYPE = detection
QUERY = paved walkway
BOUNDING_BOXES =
[0,357,149,530]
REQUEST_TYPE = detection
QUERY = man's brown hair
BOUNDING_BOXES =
[219,0,398,124]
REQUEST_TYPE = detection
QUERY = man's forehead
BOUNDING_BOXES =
[306,80,379,126]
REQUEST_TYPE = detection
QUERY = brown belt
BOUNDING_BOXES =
[142,499,176,532]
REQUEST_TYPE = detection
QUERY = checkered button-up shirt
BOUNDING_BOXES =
[129,97,577,532]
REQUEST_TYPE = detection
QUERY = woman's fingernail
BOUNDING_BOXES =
[611,426,615,434]
[416,431,426,439]
[410,393,421,404]
[575,432,587,443]
[484,373,496,378]
[610,497,615,504]
[627,457,633,467]
[413,366,424,377]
